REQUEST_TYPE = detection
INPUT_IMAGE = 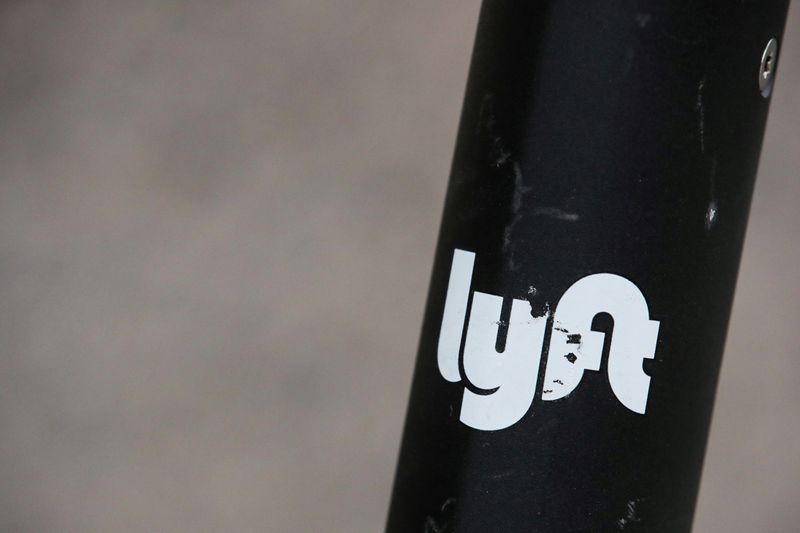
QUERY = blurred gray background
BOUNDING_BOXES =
[0,2,797,531]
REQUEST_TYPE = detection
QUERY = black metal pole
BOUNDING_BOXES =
[386,2,790,532]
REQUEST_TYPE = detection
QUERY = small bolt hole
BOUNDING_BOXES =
[763,55,773,79]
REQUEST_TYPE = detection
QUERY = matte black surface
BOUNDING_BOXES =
[386,1,790,532]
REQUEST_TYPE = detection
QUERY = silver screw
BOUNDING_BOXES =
[759,38,778,98]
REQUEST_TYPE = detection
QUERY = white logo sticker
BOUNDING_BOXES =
[438,249,660,431]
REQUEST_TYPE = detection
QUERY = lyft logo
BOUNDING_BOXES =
[438,249,660,431]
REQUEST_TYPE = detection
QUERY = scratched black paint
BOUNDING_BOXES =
[386,1,789,532]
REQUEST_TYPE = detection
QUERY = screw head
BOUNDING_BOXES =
[759,38,779,98]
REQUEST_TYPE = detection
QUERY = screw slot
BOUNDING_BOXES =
[759,38,778,98]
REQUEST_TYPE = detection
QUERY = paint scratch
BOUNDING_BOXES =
[705,201,717,230]
[635,13,651,28]
[616,499,642,530]
[696,78,706,154]
[503,163,532,271]
[706,157,718,231]
[532,207,579,222]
